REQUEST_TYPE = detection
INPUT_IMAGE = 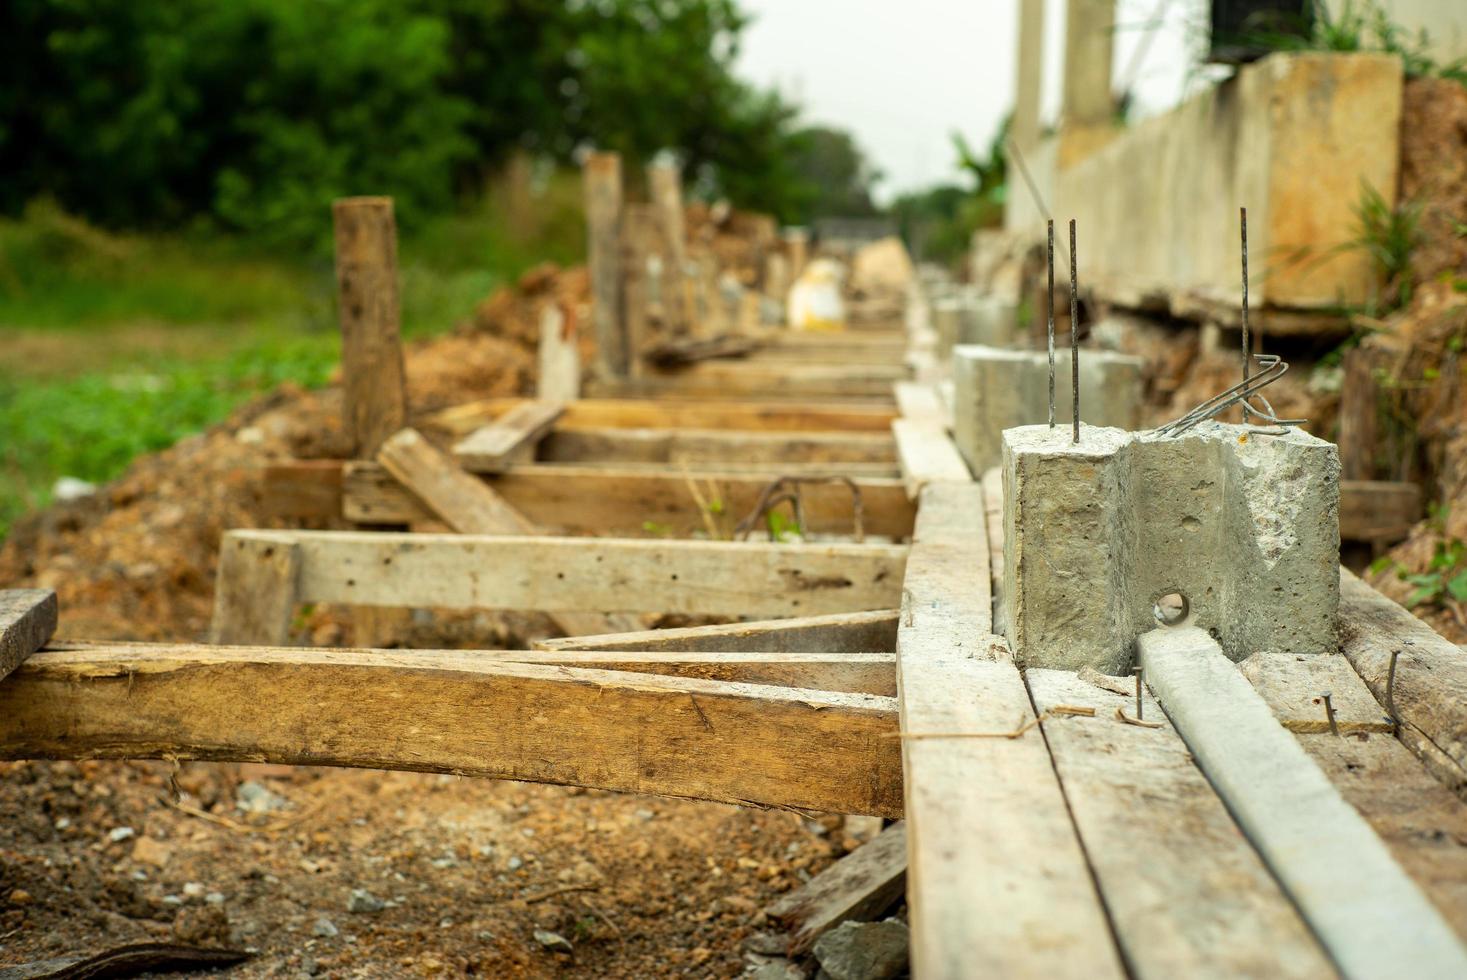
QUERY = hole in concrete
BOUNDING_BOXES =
[1153,591,1190,627]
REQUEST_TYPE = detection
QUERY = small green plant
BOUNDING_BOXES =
[765,508,804,543]
[1396,538,1467,608]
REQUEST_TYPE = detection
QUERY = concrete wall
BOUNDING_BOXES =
[1005,52,1404,312]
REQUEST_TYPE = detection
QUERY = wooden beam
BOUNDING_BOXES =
[894,382,948,428]
[333,197,407,457]
[378,428,535,534]
[1,590,57,683]
[587,373,897,402]
[261,459,343,520]
[427,397,897,435]
[1341,568,1467,795]
[452,402,564,473]
[0,643,902,818]
[536,609,899,654]
[224,529,905,619]
[1340,480,1422,543]
[375,428,637,637]
[535,427,896,469]
[209,532,299,646]
[896,482,1123,978]
[766,821,907,955]
[490,650,894,696]
[584,152,627,376]
[1027,668,1332,978]
[891,418,971,500]
[337,463,913,539]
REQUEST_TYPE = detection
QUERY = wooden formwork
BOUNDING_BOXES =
[6,180,1467,976]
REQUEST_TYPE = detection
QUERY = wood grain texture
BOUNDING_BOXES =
[0,589,58,683]
[209,533,299,646]
[766,821,907,955]
[891,419,970,500]
[584,152,626,376]
[333,197,406,457]
[1339,480,1422,543]
[1028,669,1331,979]
[585,373,896,402]
[377,428,536,534]
[452,402,564,473]
[1341,568,1467,795]
[536,609,899,654]
[0,643,902,817]
[492,650,895,696]
[340,463,913,539]
[896,483,1119,978]
[427,398,897,435]
[1238,650,1394,732]
[375,429,636,637]
[226,529,906,618]
[536,426,897,469]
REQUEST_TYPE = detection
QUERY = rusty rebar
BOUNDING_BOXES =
[1069,219,1080,443]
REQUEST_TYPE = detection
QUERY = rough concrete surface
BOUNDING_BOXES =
[953,344,1143,472]
[1003,421,1339,672]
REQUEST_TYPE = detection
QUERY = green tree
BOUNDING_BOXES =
[784,126,881,223]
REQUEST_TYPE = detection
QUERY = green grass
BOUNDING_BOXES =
[0,172,587,540]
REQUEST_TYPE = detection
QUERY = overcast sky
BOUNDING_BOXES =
[735,0,1213,202]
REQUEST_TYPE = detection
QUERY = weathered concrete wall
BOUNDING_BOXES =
[1004,52,1403,312]
[1003,421,1340,673]
[952,345,1143,473]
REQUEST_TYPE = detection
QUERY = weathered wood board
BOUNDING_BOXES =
[536,609,898,654]
[1,590,58,683]
[766,821,907,955]
[0,643,902,817]
[428,398,898,435]
[209,533,300,646]
[534,427,896,468]
[452,401,564,473]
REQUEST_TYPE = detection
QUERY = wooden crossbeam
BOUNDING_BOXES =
[531,427,897,470]
[0,643,902,817]
[491,650,894,696]
[1,590,57,683]
[212,530,905,643]
[330,463,914,538]
[452,401,564,473]
[1339,479,1422,542]
[427,397,897,435]
[536,609,899,654]
[586,372,898,402]
[891,418,970,499]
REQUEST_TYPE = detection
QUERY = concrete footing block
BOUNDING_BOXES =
[953,345,1143,473]
[933,294,1019,359]
[1003,421,1339,672]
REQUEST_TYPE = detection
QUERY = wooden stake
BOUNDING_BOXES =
[537,303,580,402]
[333,197,407,457]
[648,158,689,333]
[584,152,627,377]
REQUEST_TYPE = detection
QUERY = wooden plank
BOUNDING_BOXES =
[340,463,914,539]
[0,643,902,818]
[375,428,636,637]
[536,609,899,654]
[1338,346,1380,481]
[586,374,897,402]
[766,821,907,955]
[427,397,897,436]
[894,382,947,427]
[1340,480,1422,543]
[491,650,894,696]
[333,197,407,457]
[378,428,536,535]
[537,304,580,402]
[261,460,343,520]
[1237,642,1467,941]
[535,427,896,468]
[0,590,57,683]
[1341,568,1467,794]
[209,532,300,646]
[452,401,565,473]
[891,419,971,500]
[230,530,906,619]
[1027,668,1332,979]
[584,152,627,376]
[896,483,1121,978]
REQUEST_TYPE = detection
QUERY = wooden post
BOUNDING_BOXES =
[648,158,689,333]
[537,303,581,402]
[784,228,809,282]
[333,197,407,458]
[584,152,628,376]
[210,532,300,646]
[1338,347,1380,481]
[1013,0,1046,149]
[1062,0,1115,129]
